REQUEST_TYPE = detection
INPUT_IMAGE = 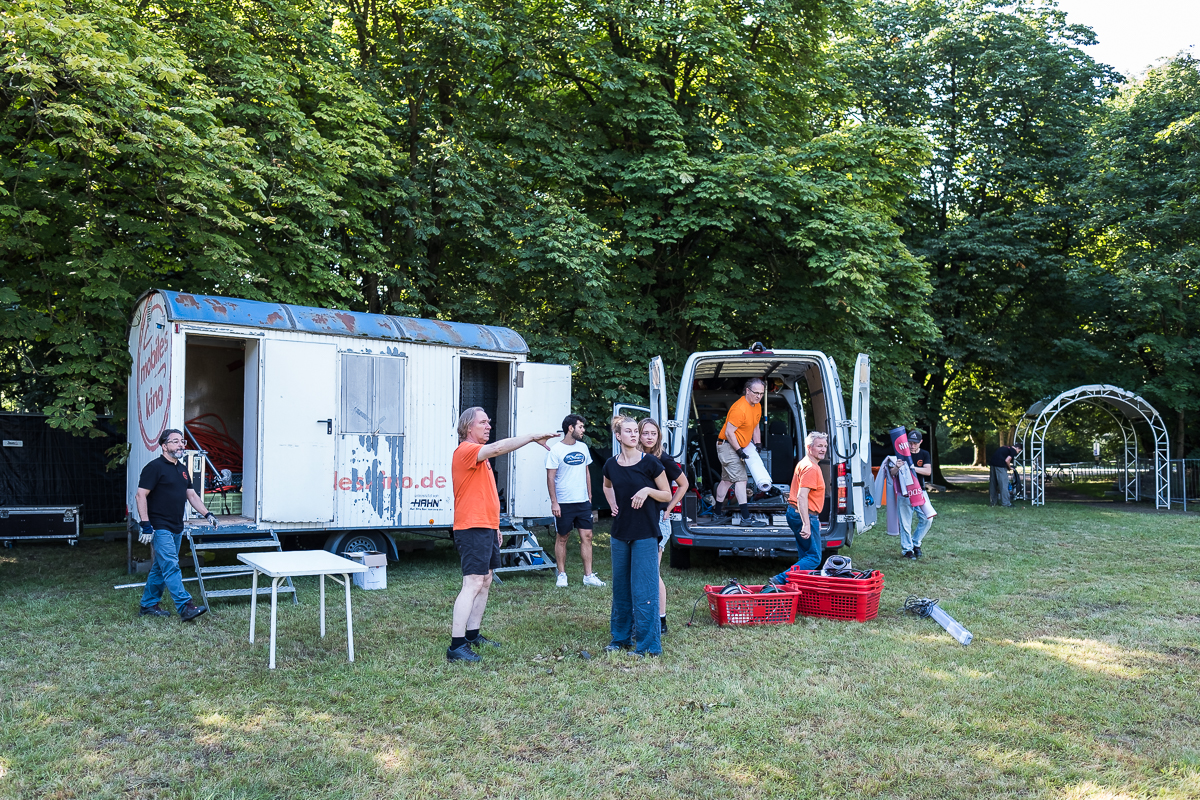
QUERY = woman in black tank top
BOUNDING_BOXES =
[602,415,671,656]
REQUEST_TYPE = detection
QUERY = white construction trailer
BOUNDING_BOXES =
[125,290,570,576]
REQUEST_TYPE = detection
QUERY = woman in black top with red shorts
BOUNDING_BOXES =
[602,415,671,656]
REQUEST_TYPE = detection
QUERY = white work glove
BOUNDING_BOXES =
[204,512,219,528]
[138,521,154,545]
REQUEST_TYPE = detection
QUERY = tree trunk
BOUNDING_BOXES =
[928,420,948,489]
[970,429,987,466]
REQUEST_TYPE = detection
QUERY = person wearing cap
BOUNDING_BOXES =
[905,430,934,559]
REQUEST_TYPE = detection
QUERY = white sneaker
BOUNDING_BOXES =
[556,572,568,588]
[583,573,606,587]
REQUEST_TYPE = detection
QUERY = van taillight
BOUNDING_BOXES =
[672,502,682,513]
[676,537,693,546]
[837,462,847,513]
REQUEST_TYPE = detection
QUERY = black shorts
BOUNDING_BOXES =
[453,528,501,576]
[555,502,594,536]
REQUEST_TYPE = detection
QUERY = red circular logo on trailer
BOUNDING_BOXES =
[136,295,172,451]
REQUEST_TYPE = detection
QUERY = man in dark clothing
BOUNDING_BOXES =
[988,444,1022,507]
[135,429,217,621]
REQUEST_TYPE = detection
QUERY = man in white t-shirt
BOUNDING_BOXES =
[545,414,604,588]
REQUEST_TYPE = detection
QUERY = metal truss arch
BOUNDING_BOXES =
[1014,385,1170,509]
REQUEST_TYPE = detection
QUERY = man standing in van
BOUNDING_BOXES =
[448,407,557,663]
[714,378,767,527]
[135,428,216,621]
[546,414,605,588]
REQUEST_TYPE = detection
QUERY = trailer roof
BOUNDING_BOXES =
[151,290,528,354]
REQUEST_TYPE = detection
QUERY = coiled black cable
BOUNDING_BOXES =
[902,596,939,618]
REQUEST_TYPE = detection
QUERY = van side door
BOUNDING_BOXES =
[611,402,651,456]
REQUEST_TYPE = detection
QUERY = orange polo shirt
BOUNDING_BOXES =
[717,396,762,449]
[789,455,826,514]
[452,441,501,530]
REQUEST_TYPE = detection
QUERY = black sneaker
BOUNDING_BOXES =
[767,574,787,586]
[467,634,501,649]
[914,546,922,559]
[446,643,482,662]
[660,617,668,635]
[178,601,208,622]
[603,641,632,653]
[139,603,171,618]
[902,550,915,559]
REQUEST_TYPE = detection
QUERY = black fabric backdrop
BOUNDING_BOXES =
[0,414,126,524]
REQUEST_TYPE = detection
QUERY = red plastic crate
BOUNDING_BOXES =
[785,569,885,623]
[704,584,800,626]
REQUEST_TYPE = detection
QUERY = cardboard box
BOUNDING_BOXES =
[346,551,387,590]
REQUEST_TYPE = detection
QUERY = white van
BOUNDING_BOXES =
[125,290,569,565]
[617,345,876,568]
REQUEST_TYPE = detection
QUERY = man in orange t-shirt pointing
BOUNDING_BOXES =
[768,431,828,585]
[714,378,766,527]
[447,407,557,663]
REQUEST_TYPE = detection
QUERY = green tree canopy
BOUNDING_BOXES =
[1072,56,1200,457]
[2,0,935,433]
[836,0,1118,473]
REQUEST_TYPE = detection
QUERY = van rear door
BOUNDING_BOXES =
[848,353,876,537]
[511,363,572,519]
[649,356,671,452]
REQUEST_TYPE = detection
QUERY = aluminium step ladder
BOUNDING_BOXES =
[495,518,556,574]
[184,528,297,607]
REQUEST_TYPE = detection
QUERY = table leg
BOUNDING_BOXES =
[320,572,326,638]
[249,569,259,643]
[344,572,354,663]
[269,576,280,670]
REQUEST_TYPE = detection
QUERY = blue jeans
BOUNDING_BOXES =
[140,529,191,609]
[772,507,822,584]
[609,537,661,655]
[901,503,932,552]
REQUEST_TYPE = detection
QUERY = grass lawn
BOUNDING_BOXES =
[2,489,1198,799]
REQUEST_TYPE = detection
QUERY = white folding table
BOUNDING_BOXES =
[237,551,368,669]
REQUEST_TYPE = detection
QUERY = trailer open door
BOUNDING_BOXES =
[511,362,572,519]
[260,340,337,522]
[848,353,876,541]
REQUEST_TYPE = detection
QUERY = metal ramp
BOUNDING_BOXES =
[185,529,297,607]
[496,519,555,574]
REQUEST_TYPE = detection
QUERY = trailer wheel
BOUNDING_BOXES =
[668,543,691,570]
[328,531,385,556]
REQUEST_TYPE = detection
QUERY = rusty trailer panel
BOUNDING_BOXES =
[154,290,528,354]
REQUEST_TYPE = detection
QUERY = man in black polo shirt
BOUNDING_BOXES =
[135,429,218,621]
[988,443,1022,508]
